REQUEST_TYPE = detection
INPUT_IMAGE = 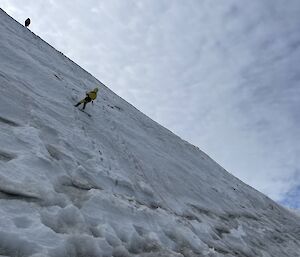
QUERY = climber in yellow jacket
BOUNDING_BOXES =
[74,87,98,110]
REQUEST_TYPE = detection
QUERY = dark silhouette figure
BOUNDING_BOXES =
[25,18,31,27]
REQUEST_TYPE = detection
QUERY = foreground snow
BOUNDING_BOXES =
[0,8,300,257]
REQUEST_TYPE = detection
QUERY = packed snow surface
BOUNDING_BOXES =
[0,8,300,257]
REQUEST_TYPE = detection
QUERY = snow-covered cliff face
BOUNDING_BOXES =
[0,8,299,257]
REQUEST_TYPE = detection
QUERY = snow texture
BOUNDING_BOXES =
[0,8,300,257]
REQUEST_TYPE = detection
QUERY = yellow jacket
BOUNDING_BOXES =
[87,88,98,100]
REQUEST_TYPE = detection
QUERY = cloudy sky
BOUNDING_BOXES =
[1,0,299,208]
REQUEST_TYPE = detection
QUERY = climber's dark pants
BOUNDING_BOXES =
[74,96,92,110]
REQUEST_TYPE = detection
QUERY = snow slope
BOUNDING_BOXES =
[0,8,300,257]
